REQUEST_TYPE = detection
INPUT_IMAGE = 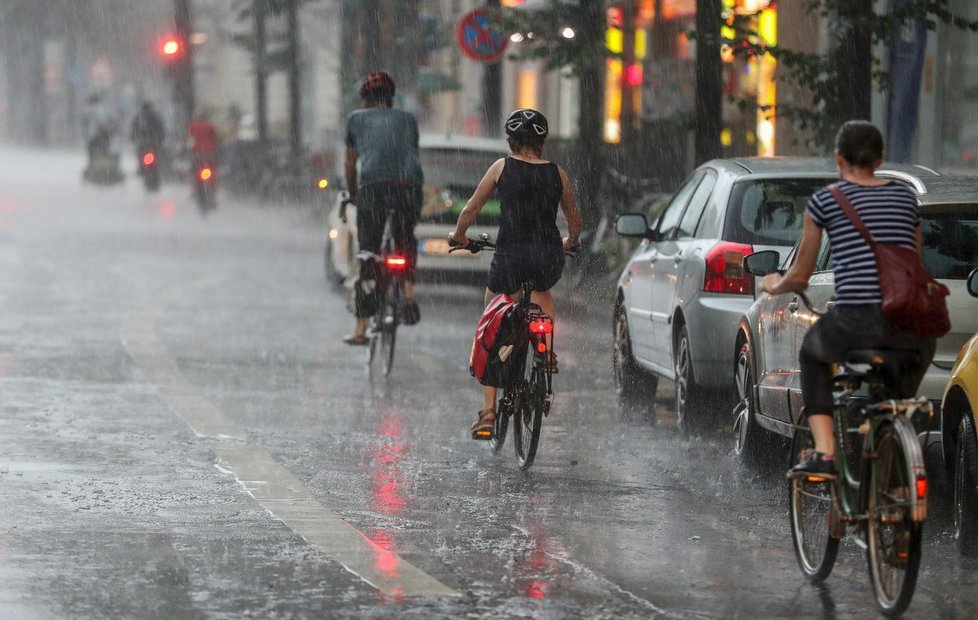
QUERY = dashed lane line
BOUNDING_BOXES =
[122,278,460,598]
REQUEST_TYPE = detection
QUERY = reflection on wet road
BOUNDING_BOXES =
[0,147,976,618]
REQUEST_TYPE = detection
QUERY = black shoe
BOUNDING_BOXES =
[402,300,420,326]
[787,451,837,481]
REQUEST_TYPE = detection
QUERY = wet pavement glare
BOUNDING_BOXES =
[0,147,976,618]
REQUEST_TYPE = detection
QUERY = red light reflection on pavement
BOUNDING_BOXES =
[158,202,177,220]
[371,416,405,515]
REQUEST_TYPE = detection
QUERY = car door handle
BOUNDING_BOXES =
[788,297,799,313]
[673,252,683,264]
[649,253,658,264]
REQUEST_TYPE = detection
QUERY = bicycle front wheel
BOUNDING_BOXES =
[489,395,510,454]
[788,423,839,583]
[513,362,545,471]
[866,419,924,616]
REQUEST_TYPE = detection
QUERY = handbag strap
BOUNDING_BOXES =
[828,183,876,247]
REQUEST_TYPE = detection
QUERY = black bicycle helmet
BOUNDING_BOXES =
[505,108,548,140]
[360,71,396,100]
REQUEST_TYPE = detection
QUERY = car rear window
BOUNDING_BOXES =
[921,206,978,279]
[723,178,832,245]
[419,147,504,224]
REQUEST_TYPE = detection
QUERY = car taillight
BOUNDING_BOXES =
[385,256,408,270]
[142,152,156,166]
[703,242,754,294]
[199,167,213,181]
[529,318,553,334]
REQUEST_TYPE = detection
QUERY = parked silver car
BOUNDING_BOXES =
[734,175,978,464]
[613,158,940,431]
[324,134,507,284]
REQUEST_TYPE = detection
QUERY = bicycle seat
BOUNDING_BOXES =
[845,349,921,369]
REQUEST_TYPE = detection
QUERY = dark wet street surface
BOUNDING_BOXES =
[1,147,977,619]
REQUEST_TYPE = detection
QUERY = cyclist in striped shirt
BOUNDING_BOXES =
[759,121,936,477]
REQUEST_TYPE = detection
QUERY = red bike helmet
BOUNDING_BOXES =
[360,71,396,100]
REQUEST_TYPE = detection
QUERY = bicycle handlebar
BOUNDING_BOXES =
[448,235,577,258]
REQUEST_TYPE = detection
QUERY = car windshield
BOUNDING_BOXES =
[419,147,504,224]
[724,178,832,245]
[921,206,978,279]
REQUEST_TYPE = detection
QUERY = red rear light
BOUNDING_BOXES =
[916,475,927,499]
[529,318,553,334]
[537,342,547,353]
[703,242,754,294]
[199,167,213,181]
[142,152,156,166]
[385,256,408,270]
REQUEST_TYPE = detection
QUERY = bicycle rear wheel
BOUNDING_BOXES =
[379,296,398,377]
[490,396,510,454]
[788,423,840,582]
[513,359,545,471]
[866,419,923,616]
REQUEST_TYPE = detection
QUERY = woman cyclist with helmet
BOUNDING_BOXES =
[449,109,583,439]
[343,71,424,345]
[759,120,936,477]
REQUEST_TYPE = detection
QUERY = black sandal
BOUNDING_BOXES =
[471,409,496,440]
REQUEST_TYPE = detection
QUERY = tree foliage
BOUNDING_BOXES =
[720,0,978,151]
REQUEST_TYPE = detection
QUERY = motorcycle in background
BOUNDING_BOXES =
[138,149,161,192]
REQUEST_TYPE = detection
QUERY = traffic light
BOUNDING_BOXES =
[159,35,184,62]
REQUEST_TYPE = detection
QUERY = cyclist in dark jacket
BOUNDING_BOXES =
[342,71,424,345]
[130,101,165,157]
[449,109,583,439]
[760,120,936,477]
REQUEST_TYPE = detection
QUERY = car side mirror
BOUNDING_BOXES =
[616,213,652,239]
[968,268,978,298]
[743,250,782,277]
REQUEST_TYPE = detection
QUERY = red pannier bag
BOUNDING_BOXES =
[469,294,528,387]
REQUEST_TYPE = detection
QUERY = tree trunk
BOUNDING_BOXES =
[576,0,606,233]
[829,0,873,126]
[287,0,301,159]
[254,0,269,149]
[694,0,722,164]
[173,0,195,133]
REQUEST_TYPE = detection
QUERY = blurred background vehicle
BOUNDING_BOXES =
[734,174,978,466]
[324,134,507,286]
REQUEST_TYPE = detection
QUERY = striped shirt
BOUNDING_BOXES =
[807,181,919,305]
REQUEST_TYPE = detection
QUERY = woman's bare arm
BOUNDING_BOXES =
[449,158,505,242]
[557,166,583,246]
[761,212,822,295]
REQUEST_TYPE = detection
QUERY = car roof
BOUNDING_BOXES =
[702,156,946,194]
[418,133,508,154]
[918,176,978,205]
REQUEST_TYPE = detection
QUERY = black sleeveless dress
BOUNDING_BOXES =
[487,157,565,293]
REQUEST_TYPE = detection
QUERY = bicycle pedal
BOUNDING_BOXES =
[471,429,493,441]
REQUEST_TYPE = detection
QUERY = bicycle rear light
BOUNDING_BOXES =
[385,256,408,270]
[536,342,547,353]
[704,242,754,294]
[529,318,553,334]
[915,475,927,500]
[142,152,156,166]
[198,167,213,181]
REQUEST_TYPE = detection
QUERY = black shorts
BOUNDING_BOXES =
[487,243,564,294]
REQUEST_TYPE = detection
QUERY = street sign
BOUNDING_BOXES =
[456,8,508,64]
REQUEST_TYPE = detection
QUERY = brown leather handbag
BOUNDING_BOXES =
[828,184,950,338]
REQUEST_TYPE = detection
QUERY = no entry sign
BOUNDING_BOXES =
[456,8,508,63]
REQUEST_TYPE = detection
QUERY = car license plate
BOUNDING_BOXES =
[422,238,452,256]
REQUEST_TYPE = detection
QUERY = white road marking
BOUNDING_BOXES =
[122,279,459,598]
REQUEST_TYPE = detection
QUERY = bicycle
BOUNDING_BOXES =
[449,234,565,470]
[358,219,411,377]
[787,292,932,616]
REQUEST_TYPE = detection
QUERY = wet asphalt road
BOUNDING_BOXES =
[0,146,977,619]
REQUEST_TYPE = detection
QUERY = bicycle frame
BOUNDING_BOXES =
[826,368,931,528]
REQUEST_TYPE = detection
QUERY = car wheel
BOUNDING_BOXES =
[613,307,658,413]
[955,414,978,556]
[733,337,767,464]
[674,324,705,433]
